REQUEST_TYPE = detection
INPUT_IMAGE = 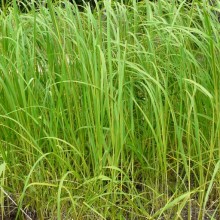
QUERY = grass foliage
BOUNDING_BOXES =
[0,0,220,219]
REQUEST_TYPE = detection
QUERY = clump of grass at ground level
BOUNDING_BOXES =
[0,0,220,219]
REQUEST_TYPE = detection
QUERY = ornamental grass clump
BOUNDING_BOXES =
[0,0,220,219]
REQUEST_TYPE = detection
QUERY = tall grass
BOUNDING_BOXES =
[0,0,220,219]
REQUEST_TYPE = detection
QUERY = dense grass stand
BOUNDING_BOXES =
[0,0,220,219]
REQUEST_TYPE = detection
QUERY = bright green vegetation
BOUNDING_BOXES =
[0,0,220,219]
